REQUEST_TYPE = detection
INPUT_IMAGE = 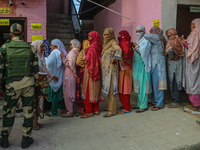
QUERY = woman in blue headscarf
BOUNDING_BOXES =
[45,39,66,116]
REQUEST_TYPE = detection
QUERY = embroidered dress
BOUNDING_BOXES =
[133,37,152,109]
[81,31,102,114]
[144,33,167,107]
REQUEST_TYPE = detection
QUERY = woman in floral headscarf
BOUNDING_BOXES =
[182,18,200,110]
[101,28,122,117]
[165,28,184,108]
[81,31,103,118]
[117,30,133,114]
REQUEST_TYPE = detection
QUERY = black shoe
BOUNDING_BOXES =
[21,136,34,149]
[0,137,9,148]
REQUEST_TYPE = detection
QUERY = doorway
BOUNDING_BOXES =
[0,17,27,46]
[177,4,200,38]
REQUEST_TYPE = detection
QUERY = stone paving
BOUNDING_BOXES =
[0,102,200,150]
[0,92,200,150]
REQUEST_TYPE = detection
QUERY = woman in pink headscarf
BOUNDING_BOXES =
[182,18,200,109]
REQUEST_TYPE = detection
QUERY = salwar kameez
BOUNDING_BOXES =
[118,70,132,111]
[47,85,64,115]
[144,33,167,107]
[118,30,133,112]
[62,48,80,114]
[133,37,152,110]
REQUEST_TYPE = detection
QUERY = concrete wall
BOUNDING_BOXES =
[161,0,200,37]
[94,0,162,42]
[0,0,46,42]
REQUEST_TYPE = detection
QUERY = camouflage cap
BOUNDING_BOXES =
[10,23,23,34]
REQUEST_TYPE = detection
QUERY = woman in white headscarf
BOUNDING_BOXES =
[45,39,65,116]
[31,40,59,129]
[60,39,81,117]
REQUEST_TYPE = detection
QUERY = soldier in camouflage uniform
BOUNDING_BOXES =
[0,23,39,149]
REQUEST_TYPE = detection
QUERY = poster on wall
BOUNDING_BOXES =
[0,7,10,14]
[31,24,42,30]
[0,19,10,26]
[32,35,43,41]
[153,19,160,27]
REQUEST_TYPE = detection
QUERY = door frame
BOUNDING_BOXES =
[0,17,27,41]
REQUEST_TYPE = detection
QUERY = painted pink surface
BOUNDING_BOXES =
[0,0,46,42]
[94,0,162,42]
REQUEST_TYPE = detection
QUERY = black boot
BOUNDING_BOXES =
[0,136,9,148]
[21,136,34,149]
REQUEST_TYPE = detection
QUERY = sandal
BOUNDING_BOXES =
[37,123,44,128]
[60,112,73,118]
[80,113,93,119]
[148,102,157,106]
[45,112,57,117]
[118,110,131,114]
[94,111,100,115]
[33,123,40,130]
[167,103,182,108]
[151,106,164,111]
[135,108,148,113]
[103,112,116,117]
[132,106,139,109]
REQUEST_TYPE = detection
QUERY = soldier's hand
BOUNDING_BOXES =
[52,76,59,82]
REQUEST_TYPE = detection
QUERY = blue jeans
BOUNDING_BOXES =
[151,65,164,107]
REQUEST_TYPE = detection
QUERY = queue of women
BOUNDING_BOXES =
[31,18,200,129]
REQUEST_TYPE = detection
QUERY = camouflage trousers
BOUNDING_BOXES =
[1,86,34,137]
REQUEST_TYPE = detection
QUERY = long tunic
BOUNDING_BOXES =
[45,49,63,92]
[62,48,80,102]
[144,33,167,90]
[182,48,200,94]
[101,39,122,96]
[166,50,183,91]
[133,37,152,94]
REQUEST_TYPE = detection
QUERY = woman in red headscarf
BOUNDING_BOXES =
[81,31,103,118]
[118,30,134,114]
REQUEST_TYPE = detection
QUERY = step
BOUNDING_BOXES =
[47,28,74,34]
[47,19,72,24]
[48,33,75,39]
[47,23,73,28]
[47,13,70,19]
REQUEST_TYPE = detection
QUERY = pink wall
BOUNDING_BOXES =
[0,0,46,42]
[94,0,162,42]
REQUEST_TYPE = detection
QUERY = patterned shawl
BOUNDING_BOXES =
[43,40,51,57]
[186,18,200,63]
[150,26,167,48]
[165,28,185,57]
[85,31,102,81]
[102,28,116,55]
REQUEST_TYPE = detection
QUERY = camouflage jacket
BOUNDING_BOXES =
[0,37,39,91]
